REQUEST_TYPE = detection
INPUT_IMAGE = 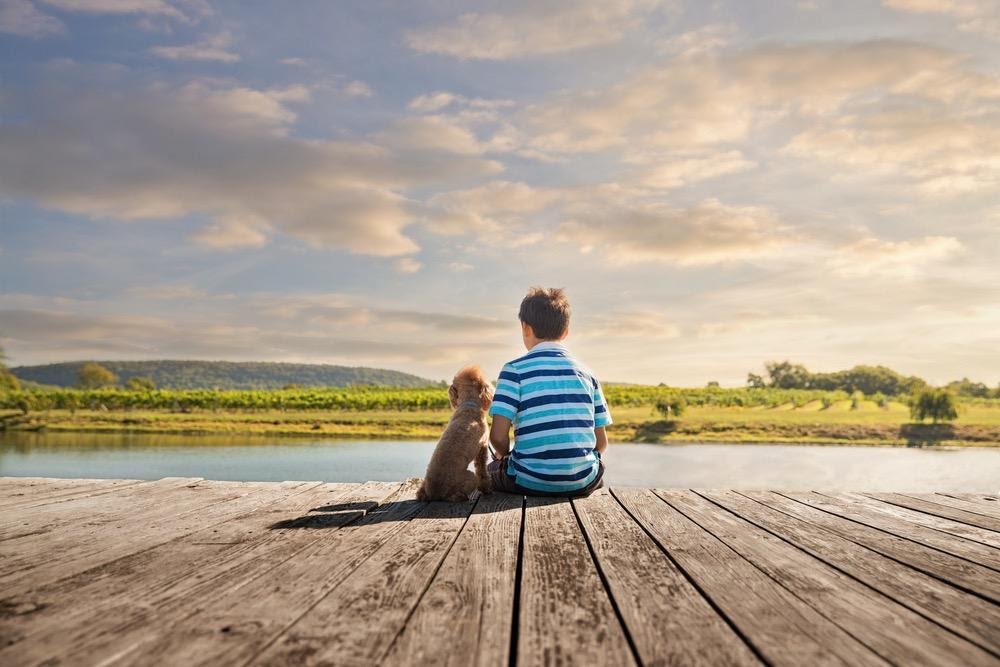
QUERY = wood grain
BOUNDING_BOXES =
[865,492,1000,532]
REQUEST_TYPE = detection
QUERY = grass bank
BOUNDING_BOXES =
[3,399,999,447]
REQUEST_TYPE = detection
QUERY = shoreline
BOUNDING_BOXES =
[3,410,998,448]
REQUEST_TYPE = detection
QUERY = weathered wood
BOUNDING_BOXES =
[382,492,523,667]
[865,492,1000,532]
[925,493,1000,520]
[938,493,1000,513]
[574,488,760,666]
[516,496,637,667]
[786,492,1000,569]
[614,488,881,666]
[817,491,1000,550]
[661,490,996,667]
[0,477,145,512]
[4,478,1000,667]
[255,498,476,666]
[0,477,213,539]
[710,490,1000,655]
[0,479,296,598]
[0,482,402,666]
[89,482,427,666]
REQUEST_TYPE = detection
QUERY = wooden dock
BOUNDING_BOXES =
[0,477,998,666]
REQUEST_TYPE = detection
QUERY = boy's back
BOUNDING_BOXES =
[490,341,611,494]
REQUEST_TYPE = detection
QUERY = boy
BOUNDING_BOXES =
[487,287,611,497]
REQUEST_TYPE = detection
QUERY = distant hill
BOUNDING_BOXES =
[10,360,438,390]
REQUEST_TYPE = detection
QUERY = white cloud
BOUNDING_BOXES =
[883,0,1000,39]
[408,91,514,113]
[405,0,672,60]
[393,257,422,274]
[631,150,756,189]
[150,30,240,62]
[526,40,990,155]
[42,0,190,20]
[425,180,561,234]
[0,0,63,36]
[0,77,501,256]
[557,198,793,266]
[658,22,736,58]
[343,80,373,98]
[827,235,964,278]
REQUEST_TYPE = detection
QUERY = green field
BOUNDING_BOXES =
[2,386,999,446]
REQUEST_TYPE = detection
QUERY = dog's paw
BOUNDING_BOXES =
[478,480,493,495]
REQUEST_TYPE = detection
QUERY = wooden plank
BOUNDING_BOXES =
[77,482,429,666]
[819,492,1000,550]
[0,482,399,666]
[0,478,145,512]
[573,489,760,666]
[709,490,1000,656]
[0,477,211,540]
[254,499,476,666]
[865,493,1000,532]
[788,492,1000,568]
[613,488,880,666]
[381,492,523,667]
[660,490,995,667]
[0,479,299,598]
[926,493,1000,520]
[515,496,637,667]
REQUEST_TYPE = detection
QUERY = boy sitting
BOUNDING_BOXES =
[487,287,611,497]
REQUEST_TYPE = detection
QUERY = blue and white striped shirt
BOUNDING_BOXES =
[488,341,612,493]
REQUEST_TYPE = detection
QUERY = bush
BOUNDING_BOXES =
[909,389,959,424]
[654,396,686,419]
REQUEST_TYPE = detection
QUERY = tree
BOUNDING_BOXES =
[909,389,959,424]
[746,373,766,388]
[654,396,686,420]
[125,376,156,391]
[706,380,720,388]
[78,362,118,389]
[764,360,811,389]
[0,344,19,391]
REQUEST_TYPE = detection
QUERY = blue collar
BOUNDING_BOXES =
[458,399,482,411]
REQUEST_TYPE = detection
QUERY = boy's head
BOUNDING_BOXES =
[519,287,570,349]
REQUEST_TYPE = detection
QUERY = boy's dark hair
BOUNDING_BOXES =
[519,287,571,340]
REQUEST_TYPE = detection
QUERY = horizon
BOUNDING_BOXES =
[2,1,999,387]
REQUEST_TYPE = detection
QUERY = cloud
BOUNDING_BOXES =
[150,30,240,62]
[883,0,1000,39]
[827,235,964,278]
[407,91,514,113]
[630,150,756,189]
[393,257,422,274]
[41,0,214,21]
[658,22,736,58]
[425,180,561,234]
[343,80,373,98]
[784,108,1000,197]
[557,198,793,266]
[0,76,501,256]
[405,0,671,60]
[526,40,990,155]
[0,0,64,36]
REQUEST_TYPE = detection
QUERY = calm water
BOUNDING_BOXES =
[1,431,997,491]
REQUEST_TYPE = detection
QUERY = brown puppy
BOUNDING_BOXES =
[416,365,494,502]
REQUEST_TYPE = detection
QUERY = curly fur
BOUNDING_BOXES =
[416,365,494,502]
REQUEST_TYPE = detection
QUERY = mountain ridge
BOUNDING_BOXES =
[11,360,439,389]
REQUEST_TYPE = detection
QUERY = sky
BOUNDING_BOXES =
[1,0,999,386]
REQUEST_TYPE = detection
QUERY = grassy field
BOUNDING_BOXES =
[4,397,999,446]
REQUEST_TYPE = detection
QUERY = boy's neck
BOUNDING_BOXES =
[528,339,565,351]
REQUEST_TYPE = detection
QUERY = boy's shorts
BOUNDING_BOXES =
[486,455,605,498]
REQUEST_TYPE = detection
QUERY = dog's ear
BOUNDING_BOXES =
[448,383,459,408]
[479,379,493,411]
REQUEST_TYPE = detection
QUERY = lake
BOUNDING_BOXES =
[2,431,997,491]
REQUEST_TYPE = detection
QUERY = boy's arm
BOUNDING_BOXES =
[489,415,511,458]
[594,426,608,454]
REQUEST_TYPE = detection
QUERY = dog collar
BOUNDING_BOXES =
[457,399,482,410]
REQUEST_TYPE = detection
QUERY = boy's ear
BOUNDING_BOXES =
[521,321,534,338]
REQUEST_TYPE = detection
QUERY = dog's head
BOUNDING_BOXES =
[448,365,494,411]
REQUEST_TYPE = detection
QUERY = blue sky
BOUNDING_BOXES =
[1,0,999,385]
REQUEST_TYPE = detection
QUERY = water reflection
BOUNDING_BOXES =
[1,431,997,492]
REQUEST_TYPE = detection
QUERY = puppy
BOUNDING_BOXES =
[416,365,494,502]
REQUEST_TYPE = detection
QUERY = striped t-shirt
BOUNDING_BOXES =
[488,341,612,493]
